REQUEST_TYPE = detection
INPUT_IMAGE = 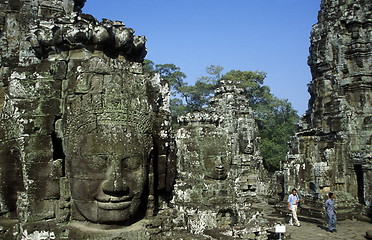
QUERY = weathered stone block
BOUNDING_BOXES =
[27,179,60,200]
[27,160,62,180]
[366,230,372,239]
[25,135,52,152]
[39,98,61,115]
[27,200,56,222]
[25,152,53,163]
[31,116,57,135]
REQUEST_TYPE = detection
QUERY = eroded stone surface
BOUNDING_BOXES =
[284,0,372,221]
[0,0,173,239]
[169,80,275,239]
[2,0,370,239]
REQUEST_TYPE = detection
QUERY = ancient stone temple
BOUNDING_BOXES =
[0,0,174,239]
[285,0,371,220]
[5,0,371,238]
[171,80,275,239]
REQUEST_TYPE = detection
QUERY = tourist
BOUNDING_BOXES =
[325,192,337,233]
[287,188,301,227]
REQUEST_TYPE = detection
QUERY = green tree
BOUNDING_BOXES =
[221,70,269,107]
[182,66,298,171]
[143,59,188,123]
[222,69,298,171]
[256,98,298,171]
[181,65,224,110]
[143,59,156,73]
[143,60,187,96]
[143,61,299,171]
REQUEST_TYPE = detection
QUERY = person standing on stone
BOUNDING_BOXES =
[325,192,337,233]
[287,188,301,227]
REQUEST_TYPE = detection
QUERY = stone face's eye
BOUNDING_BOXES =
[122,155,142,170]
[84,155,109,171]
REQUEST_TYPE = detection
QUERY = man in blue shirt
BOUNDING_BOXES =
[325,192,337,232]
[287,188,301,226]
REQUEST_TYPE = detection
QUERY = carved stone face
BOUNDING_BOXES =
[66,124,151,224]
[202,135,230,180]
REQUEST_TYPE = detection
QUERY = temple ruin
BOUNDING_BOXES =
[0,0,174,239]
[172,80,275,239]
[0,0,371,239]
[284,0,372,221]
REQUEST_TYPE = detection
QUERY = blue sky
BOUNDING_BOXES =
[83,0,321,115]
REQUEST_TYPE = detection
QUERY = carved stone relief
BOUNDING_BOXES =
[284,0,371,220]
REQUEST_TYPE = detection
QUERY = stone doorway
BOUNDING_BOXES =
[354,165,365,205]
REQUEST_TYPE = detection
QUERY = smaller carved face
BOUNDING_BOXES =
[67,124,151,224]
[202,136,230,180]
[239,133,254,155]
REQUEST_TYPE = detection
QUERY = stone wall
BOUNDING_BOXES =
[285,0,371,219]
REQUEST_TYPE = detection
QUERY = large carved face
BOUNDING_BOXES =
[66,124,151,224]
[201,134,230,180]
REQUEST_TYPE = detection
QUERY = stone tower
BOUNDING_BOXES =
[285,0,371,219]
[0,0,173,239]
[172,80,273,239]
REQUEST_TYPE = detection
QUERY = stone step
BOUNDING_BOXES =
[298,215,325,225]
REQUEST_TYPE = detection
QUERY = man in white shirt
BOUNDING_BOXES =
[287,188,301,227]
[325,192,337,232]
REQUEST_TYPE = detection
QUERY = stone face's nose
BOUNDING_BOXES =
[215,156,224,169]
[213,156,228,180]
[101,158,129,196]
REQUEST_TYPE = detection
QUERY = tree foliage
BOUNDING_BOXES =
[143,60,299,171]
[143,59,189,122]
[256,98,298,171]
[180,65,223,110]
[143,59,186,96]
[220,69,299,171]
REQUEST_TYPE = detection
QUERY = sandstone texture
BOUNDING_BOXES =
[171,80,275,239]
[284,0,372,221]
[1,0,371,239]
[0,0,173,239]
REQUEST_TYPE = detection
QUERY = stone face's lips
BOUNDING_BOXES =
[213,167,227,179]
[96,200,132,210]
[95,195,133,210]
